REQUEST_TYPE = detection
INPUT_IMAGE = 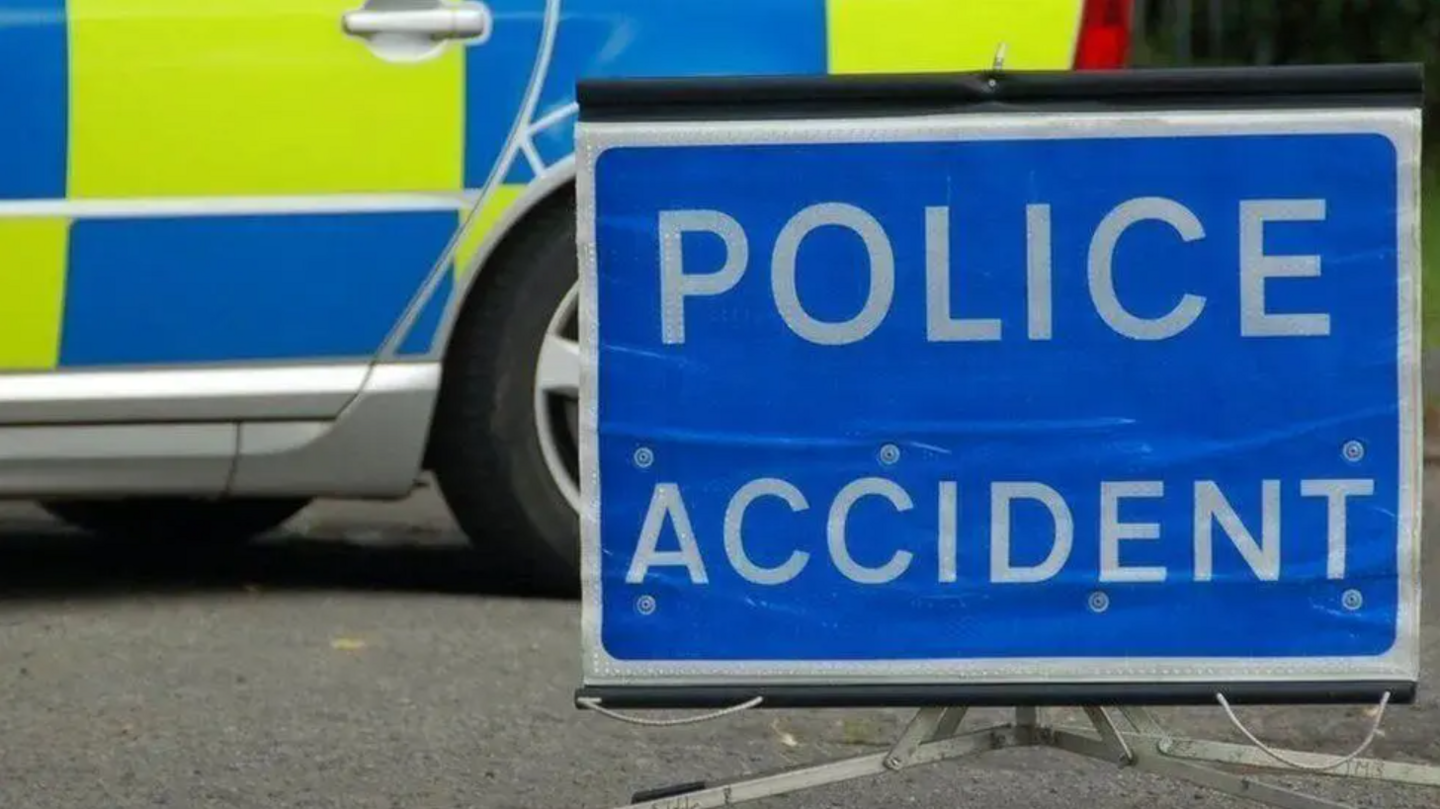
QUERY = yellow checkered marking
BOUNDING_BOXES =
[0,219,70,371]
[67,0,465,198]
[827,0,1082,73]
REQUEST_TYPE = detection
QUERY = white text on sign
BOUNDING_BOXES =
[625,477,1375,586]
[658,197,1330,344]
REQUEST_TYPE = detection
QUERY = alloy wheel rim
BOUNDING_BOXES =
[533,284,582,514]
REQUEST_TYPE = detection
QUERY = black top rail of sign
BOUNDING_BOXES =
[576,63,1424,123]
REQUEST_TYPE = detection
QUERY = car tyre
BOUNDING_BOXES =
[430,190,581,596]
[39,497,311,545]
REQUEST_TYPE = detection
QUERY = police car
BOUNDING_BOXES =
[0,0,1131,590]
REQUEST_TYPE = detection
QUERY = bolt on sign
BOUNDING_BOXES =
[573,66,1424,708]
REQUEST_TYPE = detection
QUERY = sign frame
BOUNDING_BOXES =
[574,64,1426,709]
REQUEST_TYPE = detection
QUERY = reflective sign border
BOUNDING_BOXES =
[573,66,1426,708]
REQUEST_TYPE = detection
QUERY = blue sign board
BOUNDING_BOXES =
[576,108,1422,688]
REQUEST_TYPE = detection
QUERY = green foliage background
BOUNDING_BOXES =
[1133,0,1438,101]
[1132,0,1438,341]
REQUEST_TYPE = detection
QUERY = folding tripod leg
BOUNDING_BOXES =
[1048,725,1353,809]
[616,721,1019,809]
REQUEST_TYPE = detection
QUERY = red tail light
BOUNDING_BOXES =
[1073,0,1133,70]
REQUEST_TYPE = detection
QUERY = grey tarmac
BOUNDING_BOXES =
[0,481,1437,809]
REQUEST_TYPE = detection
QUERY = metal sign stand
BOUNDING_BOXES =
[600,703,1440,809]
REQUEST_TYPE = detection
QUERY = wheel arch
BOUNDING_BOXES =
[420,163,577,467]
[435,162,576,364]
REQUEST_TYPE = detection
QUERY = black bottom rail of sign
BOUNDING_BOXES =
[575,680,1416,710]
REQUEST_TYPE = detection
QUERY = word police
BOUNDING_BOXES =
[626,477,1374,586]
[659,197,1330,344]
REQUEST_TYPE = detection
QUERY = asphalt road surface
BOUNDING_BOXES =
[1,482,1438,809]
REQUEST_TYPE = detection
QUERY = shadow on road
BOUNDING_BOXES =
[0,525,571,604]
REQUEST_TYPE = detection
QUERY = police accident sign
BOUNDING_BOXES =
[575,72,1425,694]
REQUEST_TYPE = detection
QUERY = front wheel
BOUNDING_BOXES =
[40,497,311,545]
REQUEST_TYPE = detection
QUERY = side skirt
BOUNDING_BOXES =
[0,362,440,499]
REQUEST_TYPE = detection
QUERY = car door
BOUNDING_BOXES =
[0,0,543,494]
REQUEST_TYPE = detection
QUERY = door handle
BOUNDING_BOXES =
[343,3,491,42]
